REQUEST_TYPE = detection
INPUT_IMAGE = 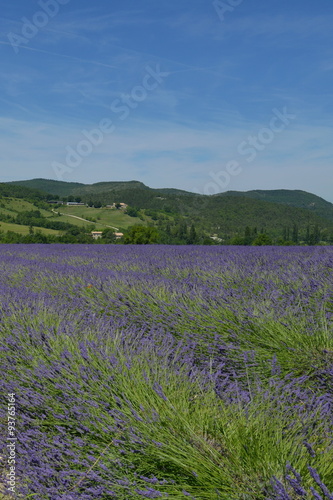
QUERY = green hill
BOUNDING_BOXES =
[8,179,85,197]
[221,189,333,223]
[3,179,333,245]
[0,182,48,200]
[200,195,332,241]
[9,179,148,197]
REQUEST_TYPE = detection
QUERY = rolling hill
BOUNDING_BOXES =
[220,189,333,224]
[3,179,333,244]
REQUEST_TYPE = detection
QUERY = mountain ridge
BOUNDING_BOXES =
[8,178,333,221]
[2,179,333,245]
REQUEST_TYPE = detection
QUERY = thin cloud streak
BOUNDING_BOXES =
[0,40,118,70]
[0,0,332,201]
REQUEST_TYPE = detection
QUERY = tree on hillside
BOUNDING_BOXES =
[101,229,116,243]
[126,207,139,217]
[123,225,160,244]
[187,224,198,244]
[244,226,253,245]
[292,223,299,244]
[252,233,272,246]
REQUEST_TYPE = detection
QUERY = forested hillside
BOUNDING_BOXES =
[2,179,333,245]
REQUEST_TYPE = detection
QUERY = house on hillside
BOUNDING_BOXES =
[91,231,103,240]
[67,202,86,206]
[114,232,124,239]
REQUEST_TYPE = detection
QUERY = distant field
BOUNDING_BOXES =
[51,205,146,230]
[0,221,60,235]
[48,212,102,229]
[0,198,149,238]
[0,198,51,218]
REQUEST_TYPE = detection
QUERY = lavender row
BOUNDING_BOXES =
[0,245,332,499]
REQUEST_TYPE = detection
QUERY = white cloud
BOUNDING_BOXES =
[1,114,332,202]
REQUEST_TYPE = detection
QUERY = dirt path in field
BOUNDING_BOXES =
[51,210,119,231]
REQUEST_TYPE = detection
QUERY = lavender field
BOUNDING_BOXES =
[0,244,333,500]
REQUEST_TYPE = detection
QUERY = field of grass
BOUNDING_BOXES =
[0,221,60,235]
[48,212,102,229]
[0,198,149,238]
[52,205,146,230]
[0,198,51,218]
[0,245,332,499]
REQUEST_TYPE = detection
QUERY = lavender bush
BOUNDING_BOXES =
[0,245,332,499]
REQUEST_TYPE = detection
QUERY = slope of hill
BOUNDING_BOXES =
[0,182,48,200]
[8,179,85,197]
[3,179,333,244]
[200,195,332,238]
[10,179,203,201]
[10,179,333,221]
[9,179,148,197]
[221,189,333,223]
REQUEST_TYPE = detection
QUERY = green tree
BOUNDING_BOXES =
[244,226,252,245]
[305,225,310,244]
[292,223,299,244]
[187,224,198,244]
[126,207,138,217]
[308,224,321,245]
[314,224,320,244]
[230,235,245,245]
[101,229,116,243]
[252,233,272,246]
[123,225,160,244]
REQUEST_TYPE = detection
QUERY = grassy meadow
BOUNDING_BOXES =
[0,222,60,236]
[0,197,144,235]
[49,205,147,231]
[0,245,332,499]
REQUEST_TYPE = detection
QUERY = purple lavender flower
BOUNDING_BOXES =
[308,467,333,499]
[152,382,168,401]
[136,488,165,498]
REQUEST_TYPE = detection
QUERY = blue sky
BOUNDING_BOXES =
[1,0,333,201]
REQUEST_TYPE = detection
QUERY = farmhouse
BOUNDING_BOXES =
[115,232,124,239]
[67,202,86,206]
[91,231,103,240]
